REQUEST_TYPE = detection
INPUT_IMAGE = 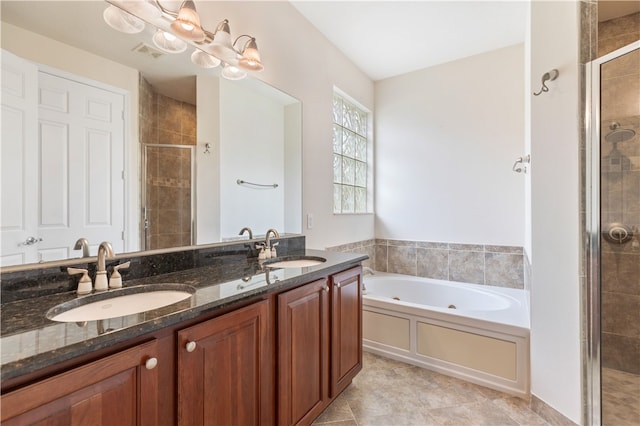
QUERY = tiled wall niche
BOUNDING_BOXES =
[327,239,525,289]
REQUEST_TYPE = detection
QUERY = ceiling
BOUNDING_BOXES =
[290,1,528,81]
[1,0,638,100]
[291,0,640,81]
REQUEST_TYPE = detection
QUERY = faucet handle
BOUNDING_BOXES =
[109,261,131,289]
[68,267,92,295]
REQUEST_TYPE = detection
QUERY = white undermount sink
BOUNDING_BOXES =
[46,284,195,322]
[263,256,326,269]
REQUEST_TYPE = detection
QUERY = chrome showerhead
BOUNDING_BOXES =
[605,122,636,143]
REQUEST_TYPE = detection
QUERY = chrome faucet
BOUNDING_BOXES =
[95,241,115,291]
[265,228,280,250]
[239,227,253,240]
[74,238,90,257]
[362,267,374,294]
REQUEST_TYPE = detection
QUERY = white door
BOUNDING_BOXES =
[37,72,125,261]
[1,51,39,266]
[1,52,125,267]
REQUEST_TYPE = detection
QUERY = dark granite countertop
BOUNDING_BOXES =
[1,249,367,382]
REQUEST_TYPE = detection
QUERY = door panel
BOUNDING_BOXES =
[38,71,125,260]
[1,50,39,266]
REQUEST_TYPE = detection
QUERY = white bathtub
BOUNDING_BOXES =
[362,273,530,398]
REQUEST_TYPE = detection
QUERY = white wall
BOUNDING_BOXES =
[219,79,286,238]
[196,76,221,244]
[529,1,582,423]
[374,44,525,245]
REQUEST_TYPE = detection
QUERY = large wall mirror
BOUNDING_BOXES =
[1,1,302,268]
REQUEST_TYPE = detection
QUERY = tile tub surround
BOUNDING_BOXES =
[328,239,525,289]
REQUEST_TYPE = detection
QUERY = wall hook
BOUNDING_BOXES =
[533,69,559,96]
[203,143,211,154]
[512,154,531,174]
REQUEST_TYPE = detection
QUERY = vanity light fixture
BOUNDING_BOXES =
[191,50,221,68]
[152,29,187,53]
[169,0,205,42]
[221,63,247,81]
[103,5,145,34]
[103,0,265,80]
[236,36,264,72]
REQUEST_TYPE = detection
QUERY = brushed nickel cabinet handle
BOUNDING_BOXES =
[145,357,158,370]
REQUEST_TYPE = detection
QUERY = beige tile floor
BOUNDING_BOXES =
[314,352,550,426]
[602,367,640,426]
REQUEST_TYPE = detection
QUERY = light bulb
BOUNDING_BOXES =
[221,63,247,80]
[152,29,187,53]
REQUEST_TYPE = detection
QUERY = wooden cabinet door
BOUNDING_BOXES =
[1,340,159,426]
[330,266,363,397]
[177,300,272,426]
[278,279,330,426]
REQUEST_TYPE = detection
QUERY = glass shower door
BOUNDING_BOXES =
[597,42,640,426]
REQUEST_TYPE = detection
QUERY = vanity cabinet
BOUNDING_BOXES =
[176,299,272,425]
[1,263,363,426]
[330,266,363,397]
[278,266,363,426]
[277,278,331,425]
[0,340,159,425]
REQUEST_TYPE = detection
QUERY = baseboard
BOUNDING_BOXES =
[530,395,577,425]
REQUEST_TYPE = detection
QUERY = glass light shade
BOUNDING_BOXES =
[191,50,221,68]
[120,0,162,19]
[209,21,239,63]
[170,1,205,42]
[221,63,247,80]
[103,5,145,34]
[152,29,187,53]
[238,38,264,71]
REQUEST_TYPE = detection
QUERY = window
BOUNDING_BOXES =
[332,91,371,214]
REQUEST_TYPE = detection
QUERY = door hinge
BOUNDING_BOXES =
[121,110,125,120]
[122,230,125,240]
[121,170,125,180]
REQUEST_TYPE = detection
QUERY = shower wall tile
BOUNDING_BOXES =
[140,78,195,250]
[598,12,640,57]
[601,251,640,295]
[602,332,640,375]
[598,12,640,376]
[579,1,597,64]
[182,103,197,138]
[602,292,640,338]
[449,249,484,284]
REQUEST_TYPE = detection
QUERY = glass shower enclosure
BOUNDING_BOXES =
[588,40,640,425]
